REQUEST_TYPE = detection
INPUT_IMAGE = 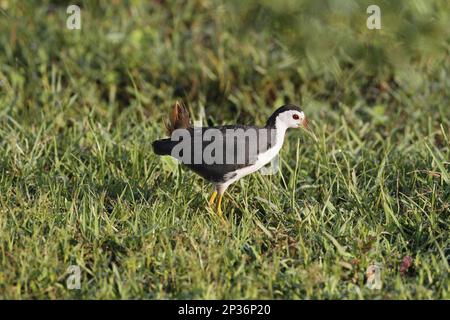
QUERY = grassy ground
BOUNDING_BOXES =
[0,1,449,299]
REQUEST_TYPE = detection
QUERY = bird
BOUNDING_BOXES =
[152,102,308,218]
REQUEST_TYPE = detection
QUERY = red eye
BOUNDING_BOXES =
[292,114,299,120]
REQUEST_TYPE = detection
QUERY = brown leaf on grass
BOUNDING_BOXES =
[400,256,413,275]
[350,258,360,266]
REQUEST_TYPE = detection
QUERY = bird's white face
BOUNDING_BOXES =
[277,110,307,129]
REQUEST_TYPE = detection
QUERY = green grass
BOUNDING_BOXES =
[0,1,449,299]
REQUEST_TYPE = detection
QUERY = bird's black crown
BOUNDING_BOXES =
[265,104,303,128]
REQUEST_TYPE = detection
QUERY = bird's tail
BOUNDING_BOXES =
[152,138,177,155]
[152,101,191,156]
[165,101,191,135]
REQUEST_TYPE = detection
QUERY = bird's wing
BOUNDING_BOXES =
[181,125,276,182]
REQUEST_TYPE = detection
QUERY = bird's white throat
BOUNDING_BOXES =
[273,116,289,145]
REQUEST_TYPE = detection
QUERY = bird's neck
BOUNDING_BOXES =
[272,117,288,146]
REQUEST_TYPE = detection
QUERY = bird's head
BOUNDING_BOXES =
[266,104,308,130]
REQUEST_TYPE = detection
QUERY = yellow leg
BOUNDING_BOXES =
[216,194,228,225]
[216,194,223,216]
[208,191,217,207]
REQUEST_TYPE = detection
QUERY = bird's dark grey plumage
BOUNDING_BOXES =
[153,125,275,182]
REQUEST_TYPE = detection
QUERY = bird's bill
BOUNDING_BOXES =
[301,117,309,130]
[301,117,319,142]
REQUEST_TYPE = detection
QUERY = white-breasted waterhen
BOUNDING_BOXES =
[152,102,308,218]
